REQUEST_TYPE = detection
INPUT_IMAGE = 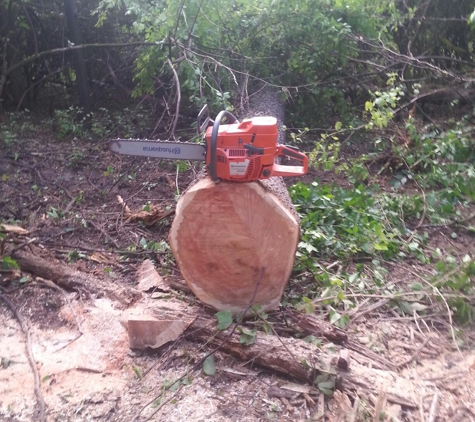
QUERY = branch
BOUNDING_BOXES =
[3,41,166,79]
[0,292,46,421]
[167,57,181,139]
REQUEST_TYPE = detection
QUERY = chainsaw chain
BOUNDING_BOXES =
[112,138,205,146]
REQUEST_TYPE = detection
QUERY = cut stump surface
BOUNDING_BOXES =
[169,176,299,313]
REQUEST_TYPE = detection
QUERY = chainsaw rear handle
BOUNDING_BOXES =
[272,145,309,177]
[209,110,239,182]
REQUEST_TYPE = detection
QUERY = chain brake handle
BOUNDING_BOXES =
[272,145,309,177]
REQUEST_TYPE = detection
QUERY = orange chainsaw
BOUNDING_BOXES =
[109,106,308,182]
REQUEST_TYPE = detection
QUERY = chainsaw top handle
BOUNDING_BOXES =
[209,110,239,182]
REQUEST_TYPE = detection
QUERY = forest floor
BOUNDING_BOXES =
[1,130,475,422]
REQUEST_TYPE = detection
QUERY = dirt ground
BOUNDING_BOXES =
[1,133,475,421]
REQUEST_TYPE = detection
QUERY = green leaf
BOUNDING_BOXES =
[239,327,257,346]
[298,241,318,253]
[409,282,424,291]
[411,302,428,312]
[318,380,335,390]
[399,301,427,314]
[316,375,335,396]
[329,308,341,325]
[301,297,315,314]
[335,121,342,131]
[215,310,233,330]
[1,256,19,269]
[168,381,181,391]
[262,322,272,334]
[361,243,373,254]
[203,355,216,376]
[132,365,142,379]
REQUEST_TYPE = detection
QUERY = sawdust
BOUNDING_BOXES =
[2,288,475,421]
[0,295,129,421]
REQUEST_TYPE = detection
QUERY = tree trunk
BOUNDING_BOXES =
[169,86,300,313]
[64,0,91,114]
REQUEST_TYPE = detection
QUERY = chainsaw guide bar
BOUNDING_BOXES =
[109,139,206,161]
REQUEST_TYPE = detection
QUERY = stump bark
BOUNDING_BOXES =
[169,87,300,312]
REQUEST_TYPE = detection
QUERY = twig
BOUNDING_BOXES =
[45,243,171,255]
[132,268,266,422]
[37,278,83,336]
[392,340,439,356]
[3,41,167,80]
[428,392,439,422]
[349,396,359,422]
[350,298,390,321]
[0,292,46,421]
[394,337,430,368]
[175,163,180,196]
[1,237,37,258]
[405,184,427,245]
[255,311,299,366]
[167,57,181,139]
[88,220,120,249]
[386,263,463,358]
[373,383,387,422]
[420,394,426,422]
[313,291,425,305]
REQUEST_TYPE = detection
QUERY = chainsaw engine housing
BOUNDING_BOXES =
[205,116,282,182]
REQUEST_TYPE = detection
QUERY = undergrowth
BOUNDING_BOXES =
[1,91,474,329]
[0,105,153,147]
[289,87,475,327]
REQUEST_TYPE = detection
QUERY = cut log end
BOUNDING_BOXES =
[169,176,299,313]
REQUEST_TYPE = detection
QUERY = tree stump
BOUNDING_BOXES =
[169,175,299,313]
[169,86,300,313]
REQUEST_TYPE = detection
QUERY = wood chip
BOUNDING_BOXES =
[116,195,131,213]
[0,224,29,235]
[137,259,169,292]
[333,390,352,413]
[126,312,190,349]
[338,348,351,370]
[303,392,315,405]
[267,386,298,400]
[280,382,317,395]
[218,366,251,379]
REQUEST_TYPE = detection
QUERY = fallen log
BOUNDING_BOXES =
[136,302,419,408]
[169,87,300,313]
[285,308,349,344]
[7,246,140,305]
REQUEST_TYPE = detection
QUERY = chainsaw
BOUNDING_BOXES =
[109,105,308,183]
